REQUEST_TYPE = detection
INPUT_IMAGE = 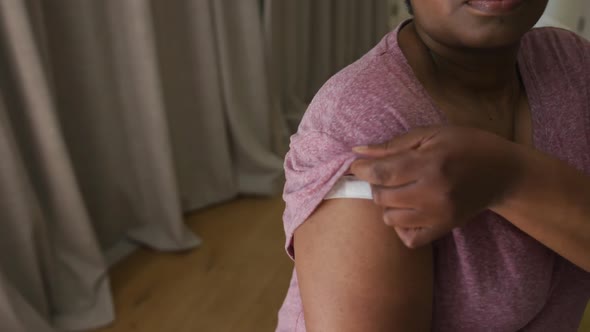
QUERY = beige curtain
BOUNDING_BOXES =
[265,0,390,132]
[0,0,389,331]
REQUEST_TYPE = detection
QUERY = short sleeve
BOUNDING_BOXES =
[282,130,356,259]
[279,32,441,259]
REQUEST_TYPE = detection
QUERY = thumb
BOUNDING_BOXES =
[353,126,440,157]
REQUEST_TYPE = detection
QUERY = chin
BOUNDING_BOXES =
[456,29,526,49]
[447,19,534,49]
[455,1,546,48]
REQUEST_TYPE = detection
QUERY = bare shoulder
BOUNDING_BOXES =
[294,198,433,332]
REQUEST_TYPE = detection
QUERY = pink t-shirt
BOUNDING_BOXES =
[277,21,590,331]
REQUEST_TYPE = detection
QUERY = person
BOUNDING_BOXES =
[276,0,590,331]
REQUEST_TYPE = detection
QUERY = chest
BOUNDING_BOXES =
[435,93,533,147]
[430,84,590,175]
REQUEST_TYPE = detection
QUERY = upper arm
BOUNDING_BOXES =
[294,198,433,332]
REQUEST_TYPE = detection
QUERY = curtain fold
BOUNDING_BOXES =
[265,0,391,133]
[0,1,390,330]
[210,0,284,194]
[100,0,201,250]
[0,93,57,332]
[0,1,115,330]
[151,0,238,210]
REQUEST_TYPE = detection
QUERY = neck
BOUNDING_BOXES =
[412,23,521,97]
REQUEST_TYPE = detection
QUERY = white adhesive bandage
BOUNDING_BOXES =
[324,175,373,200]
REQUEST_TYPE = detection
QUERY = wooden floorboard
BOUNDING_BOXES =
[95,197,292,332]
[581,305,590,332]
[94,196,590,332]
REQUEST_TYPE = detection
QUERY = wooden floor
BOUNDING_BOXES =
[95,196,293,332]
[583,306,590,332]
[94,196,590,332]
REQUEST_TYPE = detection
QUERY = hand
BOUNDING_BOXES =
[350,126,524,248]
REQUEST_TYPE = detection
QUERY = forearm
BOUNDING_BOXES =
[491,144,590,272]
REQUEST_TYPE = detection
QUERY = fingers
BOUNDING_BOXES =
[350,126,453,249]
[373,189,453,248]
[351,151,421,186]
[352,126,440,157]
[372,183,422,210]
[394,226,445,249]
[382,207,429,228]
[394,227,429,249]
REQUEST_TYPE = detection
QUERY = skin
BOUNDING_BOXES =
[295,0,590,330]
[295,199,432,331]
[350,0,590,273]
[351,127,590,273]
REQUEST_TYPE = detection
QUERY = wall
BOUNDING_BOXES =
[536,0,590,39]
[389,0,411,28]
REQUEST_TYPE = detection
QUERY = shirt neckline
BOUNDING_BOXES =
[387,19,538,147]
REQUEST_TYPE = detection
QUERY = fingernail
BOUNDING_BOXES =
[352,145,369,153]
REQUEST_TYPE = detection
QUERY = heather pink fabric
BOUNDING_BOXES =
[276,21,590,332]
